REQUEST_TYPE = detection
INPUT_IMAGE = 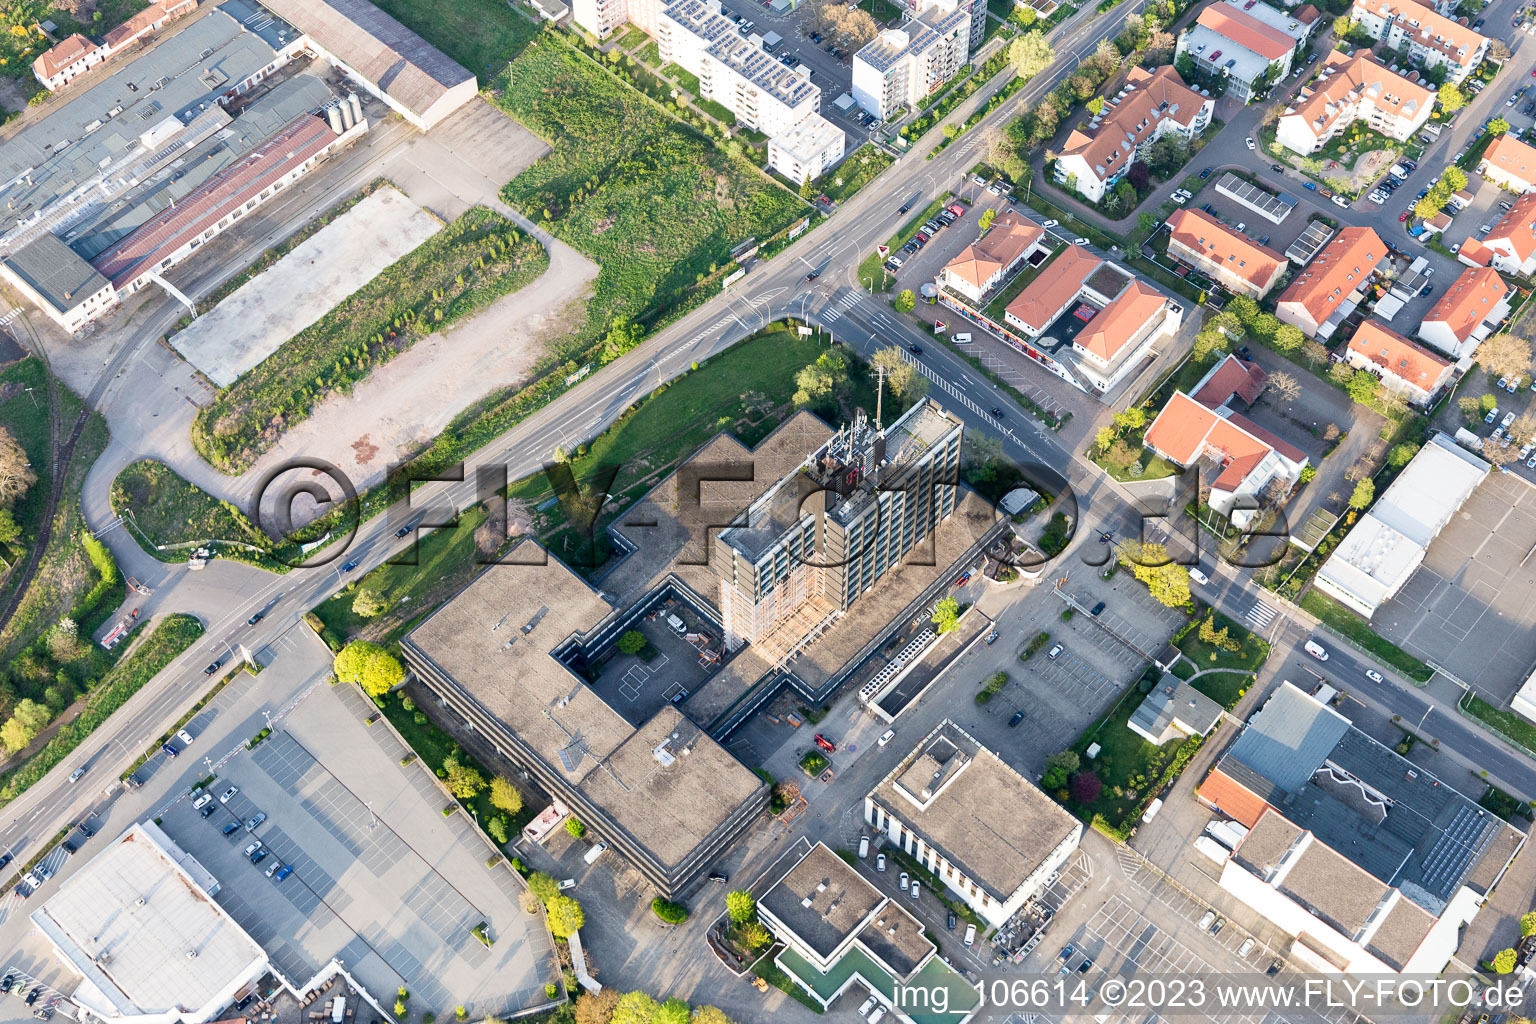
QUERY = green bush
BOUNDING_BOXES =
[651,897,689,923]
[1021,632,1051,660]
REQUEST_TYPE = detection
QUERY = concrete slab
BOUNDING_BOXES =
[171,186,443,387]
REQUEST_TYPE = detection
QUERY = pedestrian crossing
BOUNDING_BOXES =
[1245,600,1278,631]
[819,292,861,323]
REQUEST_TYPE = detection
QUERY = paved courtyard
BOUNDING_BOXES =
[171,186,442,386]
[1372,470,1536,698]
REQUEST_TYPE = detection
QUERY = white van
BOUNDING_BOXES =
[583,841,608,865]
[1189,566,1209,585]
[1141,798,1164,823]
[858,836,870,858]
[953,333,972,344]
[666,613,686,634]
[1304,639,1329,661]
[1204,819,1250,850]
[1194,836,1231,864]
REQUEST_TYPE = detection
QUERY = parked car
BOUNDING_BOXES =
[876,853,886,871]
[250,849,269,866]
[245,812,266,832]
[1047,643,1063,660]
[1091,601,1106,616]
[200,804,216,818]
[274,864,292,882]
[219,785,239,803]
[899,871,909,891]
[1199,167,1212,178]
[1198,911,1216,930]
[192,792,213,810]
[1009,710,1026,727]
[243,840,262,857]
[221,821,241,837]
[1060,944,1075,961]
[1245,136,1255,149]
[161,743,178,758]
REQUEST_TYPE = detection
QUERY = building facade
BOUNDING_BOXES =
[1344,319,1453,406]
[1479,133,1536,193]
[1348,0,1489,84]
[1175,1,1311,102]
[1053,66,1212,202]
[1165,208,1288,297]
[32,0,196,91]
[1418,266,1509,357]
[938,210,1046,302]
[851,0,970,120]
[1275,49,1433,155]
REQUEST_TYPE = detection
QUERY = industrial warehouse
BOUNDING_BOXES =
[0,0,475,332]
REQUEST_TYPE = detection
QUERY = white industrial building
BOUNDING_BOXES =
[30,822,271,1024]
[850,0,970,120]
[864,721,1081,929]
[1313,432,1488,618]
[767,113,847,184]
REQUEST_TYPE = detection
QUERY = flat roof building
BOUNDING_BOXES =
[30,822,270,1024]
[851,0,970,121]
[1199,682,1525,975]
[256,0,477,129]
[1,233,117,332]
[1313,431,1487,617]
[865,721,1082,928]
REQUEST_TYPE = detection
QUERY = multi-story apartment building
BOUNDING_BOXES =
[1344,319,1453,407]
[1275,49,1433,155]
[1053,66,1212,202]
[864,722,1083,929]
[712,401,962,649]
[767,114,846,183]
[851,0,970,120]
[1456,193,1536,276]
[1478,133,1536,193]
[1275,226,1386,338]
[1165,208,1289,298]
[895,0,984,50]
[1349,0,1489,84]
[1175,1,1313,102]
[1418,266,1509,357]
[660,0,821,135]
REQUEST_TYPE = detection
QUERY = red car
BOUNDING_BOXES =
[1398,211,1410,222]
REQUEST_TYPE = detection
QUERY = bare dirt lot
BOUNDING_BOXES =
[171,187,443,386]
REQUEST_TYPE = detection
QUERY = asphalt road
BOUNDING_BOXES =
[6,0,1534,885]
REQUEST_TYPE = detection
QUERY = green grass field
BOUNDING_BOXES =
[109,460,288,573]
[1299,589,1434,682]
[192,208,547,473]
[492,36,804,339]
[368,0,539,82]
[616,25,651,50]
[663,62,702,95]
[820,144,894,203]
[1461,693,1536,760]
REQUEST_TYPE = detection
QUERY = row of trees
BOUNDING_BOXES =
[791,345,925,409]
[567,990,742,1024]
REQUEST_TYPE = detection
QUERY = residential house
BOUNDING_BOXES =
[1165,208,1288,297]
[1418,266,1509,357]
[1275,49,1433,155]
[1143,355,1308,526]
[1457,192,1536,276]
[1275,226,1386,338]
[1128,674,1225,745]
[1479,133,1536,194]
[1175,1,1311,102]
[1344,319,1453,406]
[851,0,970,120]
[1053,66,1213,203]
[938,210,1048,302]
[31,0,196,91]
[1348,0,1489,84]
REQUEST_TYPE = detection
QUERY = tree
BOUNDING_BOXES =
[0,426,34,508]
[1414,188,1446,222]
[1043,750,1080,789]
[1103,441,1140,474]
[653,999,690,1024]
[1127,161,1151,192]
[575,990,620,1024]
[738,921,770,948]
[1070,770,1103,803]
[869,346,926,399]
[566,818,587,839]
[352,580,389,618]
[617,630,647,655]
[1521,910,1536,937]
[1225,295,1260,326]
[1301,339,1329,366]
[334,641,404,697]
[978,208,996,231]
[1145,30,1176,65]
[1489,116,1512,137]
[1443,167,1468,193]
[1,698,50,752]
[46,617,81,663]
[892,289,917,314]
[1437,81,1466,113]
[1512,413,1536,447]
[1007,31,1054,79]
[792,349,849,405]
[1477,333,1533,380]
[691,1008,736,1024]
[443,757,486,799]
[1268,371,1301,402]
[799,174,815,200]
[931,596,961,634]
[1345,370,1380,405]
[487,816,509,844]
[1269,323,1303,353]
[1192,328,1229,363]
[1094,426,1115,453]
[1087,95,1106,116]
[1348,478,1375,510]
[600,315,643,362]
[1112,407,1147,432]
[1121,540,1191,607]
[723,888,758,923]
[546,895,586,938]
[1387,442,1420,468]
[1493,948,1518,974]
[1482,437,1521,468]
[1331,14,1353,36]
[1175,50,1197,82]
[528,872,560,902]
[0,507,19,544]
[489,776,523,814]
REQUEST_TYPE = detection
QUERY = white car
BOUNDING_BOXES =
[1048,643,1064,660]
[1245,137,1255,149]
[1072,237,1090,245]
[1042,219,1059,228]
[176,728,194,745]
[875,853,886,871]
[243,840,262,857]
[1365,669,1384,683]
[219,786,239,804]
[192,792,213,810]
[558,878,577,890]
[878,728,895,746]
[1189,567,1210,585]
[1199,910,1217,929]
[1527,453,1536,469]
[1332,194,1349,207]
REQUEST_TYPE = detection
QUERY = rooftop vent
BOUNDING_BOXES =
[801,897,814,908]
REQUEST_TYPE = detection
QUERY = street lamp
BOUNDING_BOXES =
[261,709,274,731]
[1418,705,1433,735]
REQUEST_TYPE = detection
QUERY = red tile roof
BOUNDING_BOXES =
[1005,245,1102,330]
[1424,266,1508,345]
[1481,134,1536,190]
[1076,279,1167,361]
[91,115,338,289]
[1196,2,1297,60]
[1166,208,1287,291]
[1144,392,1305,488]
[1192,353,1268,408]
[1485,192,1536,266]
[1198,766,1272,828]
[33,33,96,81]
[942,210,1044,292]
[1277,226,1385,327]
[1059,66,1208,182]
[1352,0,1487,68]
[1348,319,1449,390]
[1281,49,1431,148]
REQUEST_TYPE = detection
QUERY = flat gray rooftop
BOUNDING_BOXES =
[4,232,108,311]
[869,721,1080,902]
[759,843,884,959]
[403,549,764,869]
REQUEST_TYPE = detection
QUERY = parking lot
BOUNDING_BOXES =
[159,676,554,1019]
[1371,468,1536,697]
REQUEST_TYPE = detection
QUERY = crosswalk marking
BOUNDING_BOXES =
[1245,601,1277,630]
